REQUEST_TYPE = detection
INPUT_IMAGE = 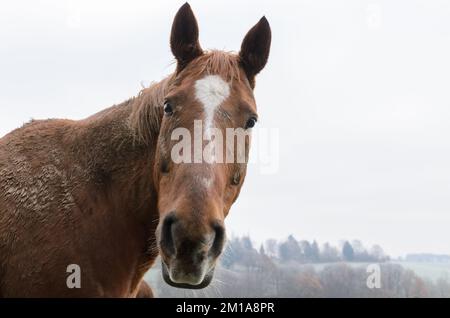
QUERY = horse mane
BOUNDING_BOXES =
[128,50,242,144]
[128,75,173,145]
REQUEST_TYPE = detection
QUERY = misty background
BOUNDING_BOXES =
[1,0,450,258]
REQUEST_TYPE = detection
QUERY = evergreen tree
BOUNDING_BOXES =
[342,241,354,261]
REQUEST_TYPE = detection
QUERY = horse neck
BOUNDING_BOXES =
[68,86,165,225]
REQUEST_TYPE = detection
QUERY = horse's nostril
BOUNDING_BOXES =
[160,213,177,257]
[210,221,225,257]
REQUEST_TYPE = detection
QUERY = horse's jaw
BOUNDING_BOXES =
[161,261,215,289]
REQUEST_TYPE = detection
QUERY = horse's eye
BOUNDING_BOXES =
[164,101,173,115]
[245,117,257,129]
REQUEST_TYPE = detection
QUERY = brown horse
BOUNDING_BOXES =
[0,3,271,297]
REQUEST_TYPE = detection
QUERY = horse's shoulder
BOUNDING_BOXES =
[0,119,80,213]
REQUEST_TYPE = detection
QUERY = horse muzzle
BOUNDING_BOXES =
[157,211,225,289]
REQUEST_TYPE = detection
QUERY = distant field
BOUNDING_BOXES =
[392,261,450,282]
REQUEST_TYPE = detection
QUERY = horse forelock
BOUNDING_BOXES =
[192,50,242,83]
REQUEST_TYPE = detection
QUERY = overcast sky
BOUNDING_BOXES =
[1,0,450,257]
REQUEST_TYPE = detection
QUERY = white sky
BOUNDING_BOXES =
[1,0,450,257]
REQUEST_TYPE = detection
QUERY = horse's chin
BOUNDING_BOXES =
[161,261,214,289]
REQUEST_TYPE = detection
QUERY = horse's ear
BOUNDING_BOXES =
[170,3,203,73]
[239,17,271,87]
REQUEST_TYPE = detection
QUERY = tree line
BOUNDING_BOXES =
[222,235,389,268]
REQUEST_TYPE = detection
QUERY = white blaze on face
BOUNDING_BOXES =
[194,75,230,139]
